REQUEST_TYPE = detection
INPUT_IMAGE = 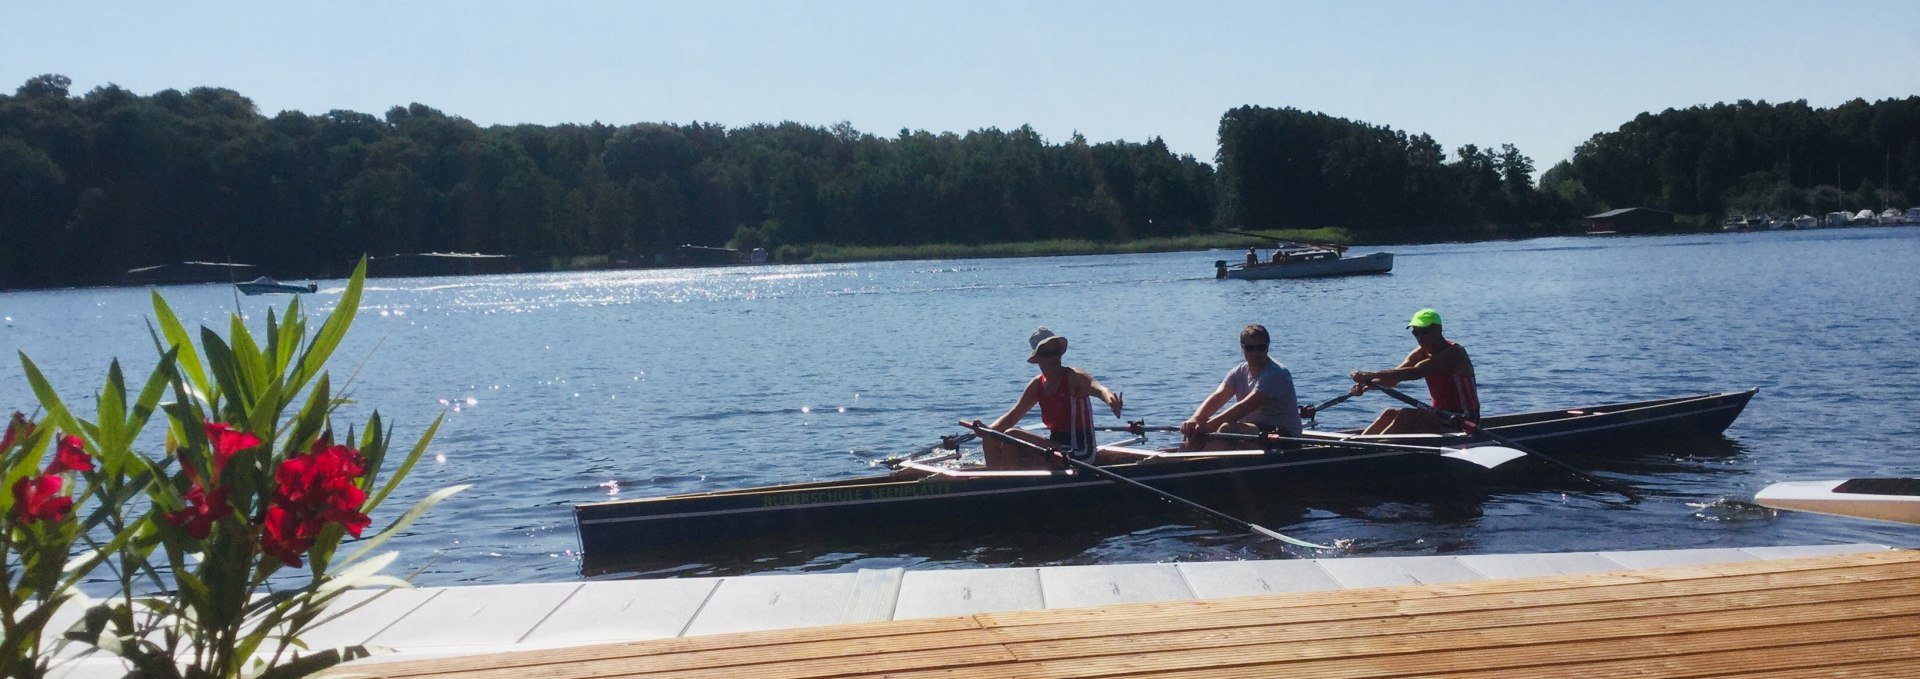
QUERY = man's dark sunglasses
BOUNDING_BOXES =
[1036,347,1064,358]
[1241,344,1268,352]
[1411,326,1437,336]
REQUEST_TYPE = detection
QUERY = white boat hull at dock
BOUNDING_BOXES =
[1754,478,1920,525]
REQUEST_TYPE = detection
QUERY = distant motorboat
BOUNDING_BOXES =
[1216,248,1393,280]
[1877,208,1904,225]
[1825,212,1851,228]
[235,276,319,296]
[1849,209,1876,224]
[1792,215,1818,229]
[1907,207,1920,224]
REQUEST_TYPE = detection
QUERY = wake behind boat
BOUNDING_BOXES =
[575,389,1755,564]
[235,276,319,295]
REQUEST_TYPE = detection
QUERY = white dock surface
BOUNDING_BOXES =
[42,543,1888,677]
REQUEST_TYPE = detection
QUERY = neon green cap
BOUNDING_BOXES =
[1407,308,1442,329]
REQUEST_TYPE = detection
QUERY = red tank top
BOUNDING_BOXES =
[1037,372,1094,434]
[1426,342,1480,419]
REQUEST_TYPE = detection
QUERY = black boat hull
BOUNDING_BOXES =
[574,390,1755,561]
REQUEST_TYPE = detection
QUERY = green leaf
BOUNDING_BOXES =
[321,551,400,592]
[97,359,127,451]
[340,484,468,566]
[228,312,270,400]
[18,352,84,440]
[289,257,365,394]
[201,327,248,417]
[151,289,211,400]
[124,347,180,452]
[363,414,442,512]
[253,645,374,679]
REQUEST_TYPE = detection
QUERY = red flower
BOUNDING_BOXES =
[203,421,262,480]
[10,474,73,526]
[258,438,374,566]
[162,485,232,540]
[0,412,32,450]
[45,434,94,474]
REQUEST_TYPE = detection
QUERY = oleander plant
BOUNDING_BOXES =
[1,258,464,678]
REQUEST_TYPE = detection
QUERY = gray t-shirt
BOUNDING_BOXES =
[1221,360,1302,436]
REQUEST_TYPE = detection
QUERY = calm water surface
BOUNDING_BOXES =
[3,227,1917,585]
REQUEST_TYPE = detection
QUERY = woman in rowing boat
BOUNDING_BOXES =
[973,327,1124,470]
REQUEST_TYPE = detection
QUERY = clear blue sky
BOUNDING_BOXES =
[6,1,1917,174]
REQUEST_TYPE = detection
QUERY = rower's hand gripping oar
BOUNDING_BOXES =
[1095,420,1182,434]
[1364,382,1640,502]
[959,420,1332,549]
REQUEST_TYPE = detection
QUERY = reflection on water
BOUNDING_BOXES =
[4,227,1918,584]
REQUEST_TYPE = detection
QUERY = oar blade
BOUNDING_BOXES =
[1251,524,1333,550]
[1441,445,1529,469]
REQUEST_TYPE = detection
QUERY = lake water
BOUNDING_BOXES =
[4,227,1917,585]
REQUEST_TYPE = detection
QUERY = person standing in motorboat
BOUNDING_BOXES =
[974,327,1125,470]
[1180,324,1303,451]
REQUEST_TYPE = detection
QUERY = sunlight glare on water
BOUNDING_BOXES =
[2,227,1916,583]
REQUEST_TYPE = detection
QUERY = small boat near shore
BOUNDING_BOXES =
[235,276,318,295]
[575,390,1755,561]
[1216,248,1394,280]
[1754,478,1920,525]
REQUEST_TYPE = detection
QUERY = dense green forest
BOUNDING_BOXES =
[1543,98,1920,219]
[1,73,1916,288]
[1216,105,1552,238]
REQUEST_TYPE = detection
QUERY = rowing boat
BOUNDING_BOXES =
[574,390,1754,562]
[1754,478,1920,525]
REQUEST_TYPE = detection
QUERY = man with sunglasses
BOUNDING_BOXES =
[1180,324,1302,451]
[1348,308,1479,435]
[975,327,1125,469]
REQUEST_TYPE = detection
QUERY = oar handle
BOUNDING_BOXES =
[1366,382,1639,502]
[1301,392,1353,419]
[880,432,977,468]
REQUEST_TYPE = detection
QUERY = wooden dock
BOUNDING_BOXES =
[341,548,1919,678]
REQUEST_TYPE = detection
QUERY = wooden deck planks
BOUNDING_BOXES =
[337,549,1920,679]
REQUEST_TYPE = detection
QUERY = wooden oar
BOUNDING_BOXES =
[1205,432,1528,469]
[961,421,1331,549]
[1365,383,1640,501]
[877,432,976,468]
[1301,392,1354,420]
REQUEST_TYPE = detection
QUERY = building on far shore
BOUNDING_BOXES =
[123,261,256,285]
[1585,207,1674,235]
[366,253,519,278]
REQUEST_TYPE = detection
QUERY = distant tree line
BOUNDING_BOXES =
[0,74,1217,288]
[3,72,1916,288]
[1541,98,1920,220]
[1215,105,1554,239]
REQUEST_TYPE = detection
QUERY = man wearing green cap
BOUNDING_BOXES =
[1348,308,1479,435]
